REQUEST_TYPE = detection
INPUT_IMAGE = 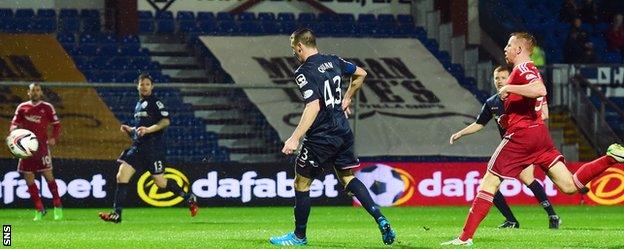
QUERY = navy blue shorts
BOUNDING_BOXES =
[295,135,360,179]
[117,144,166,174]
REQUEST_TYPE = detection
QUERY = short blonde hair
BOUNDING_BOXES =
[510,32,536,53]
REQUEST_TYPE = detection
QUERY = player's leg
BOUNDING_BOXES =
[492,191,519,228]
[151,171,198,217]
[99,162,135,223]
[23,171,45,220]
[41,169,63,220]
[518,165,560,228]
[270,172,312,246]
[335,168,396,245]
[571,143,623,189]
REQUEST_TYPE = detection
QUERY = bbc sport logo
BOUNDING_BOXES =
[3,224,10,246]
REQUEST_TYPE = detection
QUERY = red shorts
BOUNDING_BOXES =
[17,145,52,173]
[488,124,564,179]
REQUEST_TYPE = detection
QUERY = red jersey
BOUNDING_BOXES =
[10,101,61,144]
[499,61,546,133]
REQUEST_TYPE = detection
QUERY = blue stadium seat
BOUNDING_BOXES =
[138,11,153,19]
[198,21,217,34]
[139,20,154,33]
[78,44,98,56]
[238,12,255,21]
[216,12,233,21]
[179,20,198,33]
[37,9,56,19]
[358,14,376,23]
[278,21,297,34]
[80,9,100,19]
[0,9,12,18]
[216,21,240,35]
[277,13,295,21]
[298,12,315,22]
[156,19,175,33]
[397,14,413,24]
[59,18,79,32]
[57,33,75,44]
[155,11,173,20]
[79,33,98,44]
[12,18,33,32]
[260,21,278,34]
[83,18,101,32]
[197,12,215,21]
[176,11,194,20]
[318,13,337,22]
[97,44,119,56]
[338,13,354,22]
[60,10,80,21]
[33,18,56,33]
[377,14,395,23]
[15,9,34,19]
[258,12,275,21]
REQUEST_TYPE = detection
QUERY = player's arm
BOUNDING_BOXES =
[137,118,170,137]
[541,101,549,120]
[9,106,23,131]
[48,106,61,146]
[342,67,367,117]
[283,100,320,154]
[499,79,546,99]
[450,102,489,144]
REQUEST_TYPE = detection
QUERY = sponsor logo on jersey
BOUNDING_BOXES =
[317,62,334,73]
[24,115,42,123]
[295,74,308,88]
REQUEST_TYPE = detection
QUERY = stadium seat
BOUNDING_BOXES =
[318,13,337,22]
[397,14,414,24]
[156,19,175,34]
[338,13,355,22]
[298,12,315,22]
[197,12,215,21]
[37,9,56,19]
[12,18,33,32]
[216,21,240,35]
[80,9,100,19]
[139,20,154,33]
[0,8,12,18]
[277,13,295,21]
[179,20,199,33]
[258,12,275,21]
[240,21,261,35]
[59,18,80,32]
[377,14,395,23]
[138,11,153,20]
[198,21,217,34]
[83,18,101,32]
[216,12,233,21]
[155,11,173,20]
[176,11,194,20]
[358,14,376,23]
[14,9,34,19]
[33,18,56,33]
[59,9,78,19]
[238,12,255,21]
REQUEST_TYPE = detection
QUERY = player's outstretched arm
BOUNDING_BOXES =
[137,118,170,137]
[449,123,484,144]
[499,80,546,99]
[541,101,549,120]
[282,100,320,155]
[342,67,367,117]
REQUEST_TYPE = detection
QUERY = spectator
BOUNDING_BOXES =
[560,0,579,23]
[606,14,624,52]
[579,0,599,24]
[565,30,585,63]
[572,18,589,42]
[579,42,599,63]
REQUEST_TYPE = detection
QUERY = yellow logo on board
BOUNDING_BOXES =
[137,167,190,207]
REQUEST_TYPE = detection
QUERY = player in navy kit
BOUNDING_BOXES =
[449,66,561,229]
[99,73,198,223]
[269,28,396,246]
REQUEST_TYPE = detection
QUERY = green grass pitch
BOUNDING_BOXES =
[2,206,623,248]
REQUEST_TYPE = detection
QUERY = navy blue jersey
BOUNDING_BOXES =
[476,94,506,137]
[294,53,357,142]
[132,94,169,145]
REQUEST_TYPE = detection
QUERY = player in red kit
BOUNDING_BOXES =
[442,32,624,246]
[8,83,63,221]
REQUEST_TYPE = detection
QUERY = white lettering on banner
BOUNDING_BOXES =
[0,171,107,204]
[192,171,339,203]
[417,171,559,201]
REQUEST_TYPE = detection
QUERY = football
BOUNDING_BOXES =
[354,164,406,207]
[6,129,39,159]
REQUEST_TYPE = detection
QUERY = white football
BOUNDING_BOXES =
[354,164,406,207]
[6,129,39,159]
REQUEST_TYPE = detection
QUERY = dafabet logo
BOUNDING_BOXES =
[587,168,624,205]
[137,168,190,207]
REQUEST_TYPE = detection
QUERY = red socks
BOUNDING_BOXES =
[47,180,62,207]
[27,184,44,211]
[573,156,617,189]
[460,190,494,241]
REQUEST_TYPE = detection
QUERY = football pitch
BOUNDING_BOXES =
[2,206,623,248]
